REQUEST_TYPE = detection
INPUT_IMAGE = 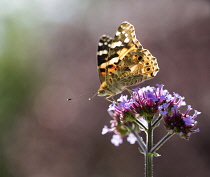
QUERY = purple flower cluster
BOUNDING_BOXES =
[102,84,200,146]
[163,104,200,139]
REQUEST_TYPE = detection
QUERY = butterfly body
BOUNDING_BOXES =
[97,22,159,98]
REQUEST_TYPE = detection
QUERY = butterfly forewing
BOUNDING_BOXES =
[97,35,113,83]
[108,22,142,60]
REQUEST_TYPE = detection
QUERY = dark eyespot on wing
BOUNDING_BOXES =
[138,56,142,60]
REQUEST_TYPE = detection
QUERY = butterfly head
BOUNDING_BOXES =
[97,82,115,97]
[97,89,107,96]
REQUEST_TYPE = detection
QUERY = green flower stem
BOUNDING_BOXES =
[145,121,153,177]
[135,119,147,130]
[131,129,146,154]
[152,114,162,127]
[150,132,174,153]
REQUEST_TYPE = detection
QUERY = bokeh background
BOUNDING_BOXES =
[0,0,210,177]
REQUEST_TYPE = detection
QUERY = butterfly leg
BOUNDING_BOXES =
[125,88,134,95]
[105,96,116,102]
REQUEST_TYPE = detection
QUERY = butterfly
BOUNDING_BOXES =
[97,21,159,100]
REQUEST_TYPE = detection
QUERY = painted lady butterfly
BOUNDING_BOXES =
[97,21,159,99]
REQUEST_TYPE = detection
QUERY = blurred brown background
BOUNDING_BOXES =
[0,0,209,177]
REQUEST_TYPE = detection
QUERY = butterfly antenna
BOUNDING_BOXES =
[88,92,98,101]
[67,91,96,101]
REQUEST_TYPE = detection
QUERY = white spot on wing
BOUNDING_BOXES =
[97,50,108,56]
[116,31,121,36]
[109,57,119,64]
[110,41,123,48]
[124,38,130,43]
[98,42,103,46]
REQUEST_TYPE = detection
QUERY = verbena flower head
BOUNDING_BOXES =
[102,84,200,146]
[163,105,200,139]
